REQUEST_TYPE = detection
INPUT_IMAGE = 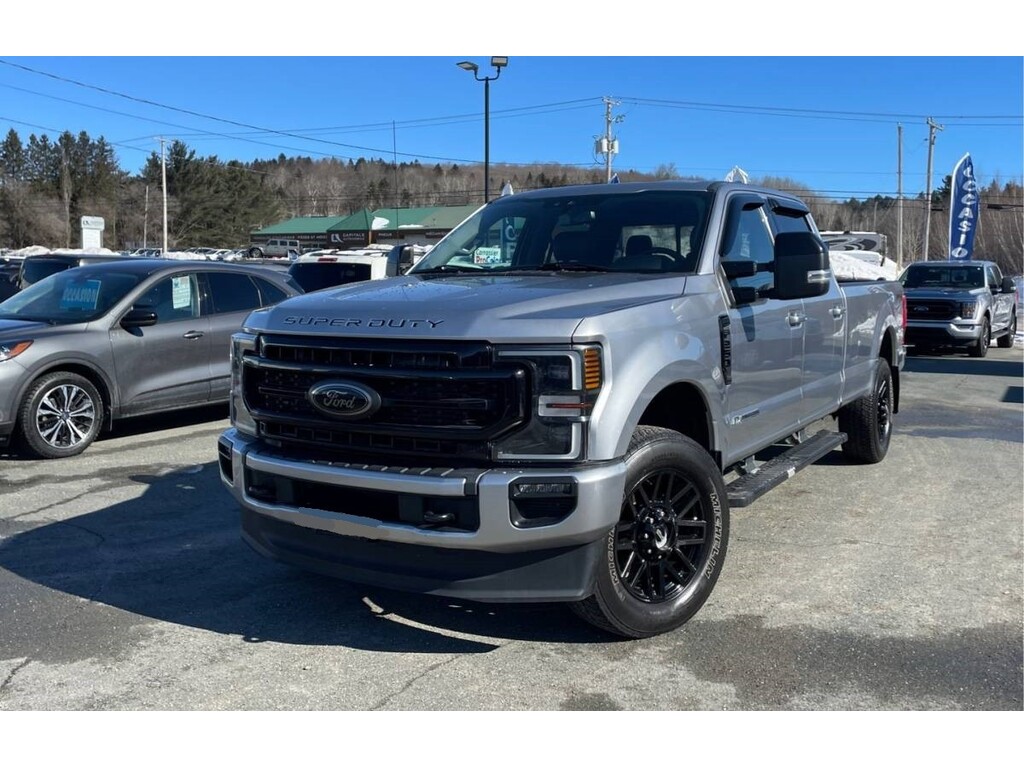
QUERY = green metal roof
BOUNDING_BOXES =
[257,205,483,236]
[252,216,350,236]
[326,205,480,231]
[328,209,376,231]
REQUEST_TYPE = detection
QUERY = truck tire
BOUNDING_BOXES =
[571,426,728,639]
[968,318,990,357]
[17,372,103,459]
[838,359,893,464]
[997,313,1016,348]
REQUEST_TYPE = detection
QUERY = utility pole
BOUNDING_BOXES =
[897,123,903,268]
[597,97,623,183]
[160,137,168,255]
[143,185,149,249]
[60,142,71,248]
[922,117,944,260]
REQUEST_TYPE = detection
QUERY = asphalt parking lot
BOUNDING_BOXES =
[1,347,1021,711]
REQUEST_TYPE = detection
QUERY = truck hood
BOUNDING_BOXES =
[903,286,987,300]
[244,273,688,342]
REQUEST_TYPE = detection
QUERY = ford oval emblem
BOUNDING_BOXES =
[307,381,381,419]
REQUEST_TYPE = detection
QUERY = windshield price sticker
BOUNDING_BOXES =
[59,279,101,311]
[171,277,192,309]
[474,247,504,265]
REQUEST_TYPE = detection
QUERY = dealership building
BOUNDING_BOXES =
[250,205,479,251]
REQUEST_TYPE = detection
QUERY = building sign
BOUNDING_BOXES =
[80,215,105,249]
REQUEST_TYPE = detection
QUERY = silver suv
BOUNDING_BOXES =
[0,259,302,458]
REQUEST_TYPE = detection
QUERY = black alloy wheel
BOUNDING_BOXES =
[614,468,709,603]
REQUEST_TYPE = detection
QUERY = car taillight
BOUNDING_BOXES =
[901,294,907,329]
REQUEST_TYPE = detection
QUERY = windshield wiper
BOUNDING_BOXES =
[0,315,58,325]
[535,262,611,272]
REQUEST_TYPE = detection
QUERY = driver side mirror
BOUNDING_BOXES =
[774,232,831,300]
[121,308,158,329]
[1001,277,1016,294]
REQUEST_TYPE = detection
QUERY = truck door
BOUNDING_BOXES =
[719,194,804,459]
[770,202,845,421]
[987,265,1012,334]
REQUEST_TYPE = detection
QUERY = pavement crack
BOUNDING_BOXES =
[370,655,459,711]
[0,659,30,698]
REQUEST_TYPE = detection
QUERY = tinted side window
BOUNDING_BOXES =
[135,274,200,323]
[723,206,775,295]
[771,209,814,235]
[206,272,262,314]
[255,278,289,306]
[986,266,1000,290]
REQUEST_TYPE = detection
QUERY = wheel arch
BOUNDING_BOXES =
[878,326,900,414]
[632,381,719,468]
[16,362,116,432]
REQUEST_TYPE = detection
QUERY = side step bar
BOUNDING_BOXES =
[725,430,847,508]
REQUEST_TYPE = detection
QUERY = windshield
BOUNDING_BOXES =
[0,268,145,324]
[410,190,711,275]
[901,264,985,289]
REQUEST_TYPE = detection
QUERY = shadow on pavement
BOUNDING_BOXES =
[0,404,230,461]
[904,354,1023,378]
[0,462,610,654]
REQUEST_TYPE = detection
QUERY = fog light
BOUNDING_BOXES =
[512,479,576,497]
[509,477,578,529]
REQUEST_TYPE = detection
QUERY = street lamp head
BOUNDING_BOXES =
[457,61,479,73]
[491,56,509,69]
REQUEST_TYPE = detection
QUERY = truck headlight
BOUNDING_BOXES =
[230,333,258,436]
[492,345,603,461]
[960,301,978,319]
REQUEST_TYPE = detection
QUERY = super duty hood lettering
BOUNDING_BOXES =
[283,317,444,329]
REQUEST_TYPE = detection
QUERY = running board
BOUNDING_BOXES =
[726,430,847,508]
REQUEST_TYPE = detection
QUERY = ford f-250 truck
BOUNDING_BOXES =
[218,181,905,638]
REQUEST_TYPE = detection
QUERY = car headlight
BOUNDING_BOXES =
[230,333,258,436]
[0,340,32,362]
[492,345,603,461]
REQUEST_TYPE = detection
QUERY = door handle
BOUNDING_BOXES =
[787,311,805,328]
[182,330,204,340]
[831,305,845,319]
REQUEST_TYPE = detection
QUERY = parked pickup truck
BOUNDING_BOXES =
[900,259,1018,356]
[218,181,906,638]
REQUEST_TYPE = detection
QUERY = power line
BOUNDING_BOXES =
[616,95,1023,124]
[0,59,490,163]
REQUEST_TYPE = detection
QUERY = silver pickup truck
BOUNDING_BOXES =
[218,181,905,638]
[901,259,1018,356]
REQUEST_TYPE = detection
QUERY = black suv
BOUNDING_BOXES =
[18,253,137,290]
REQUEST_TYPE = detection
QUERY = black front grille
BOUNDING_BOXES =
[262,336,492,370]
[908,301,955,321]
[244,335,529,461]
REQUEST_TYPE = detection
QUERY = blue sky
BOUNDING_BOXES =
[1,30,1021,203]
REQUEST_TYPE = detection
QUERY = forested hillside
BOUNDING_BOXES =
[1,129,1020,274]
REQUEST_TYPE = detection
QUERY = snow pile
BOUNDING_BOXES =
[9,245,53,258]
[8,245,120,258]
[829,250,899,281]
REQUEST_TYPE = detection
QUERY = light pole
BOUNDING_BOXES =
[457,57,508,203]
